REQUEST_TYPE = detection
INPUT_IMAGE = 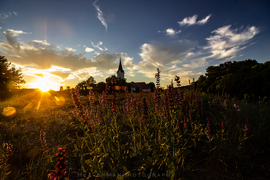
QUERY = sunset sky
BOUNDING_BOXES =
[1,0,270,90]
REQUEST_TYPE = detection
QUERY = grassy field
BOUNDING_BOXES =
[0,87,270,180]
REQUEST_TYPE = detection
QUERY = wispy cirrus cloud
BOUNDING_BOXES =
[93,0,107,30]
[178,14,211,26]
[92,41,104,51]
[0,11,18,20]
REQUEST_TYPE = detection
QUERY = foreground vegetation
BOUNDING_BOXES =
[1,72,270,180]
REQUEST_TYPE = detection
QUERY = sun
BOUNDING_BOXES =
[27,75,60,91]
[36,79,51,92]
[39,82,51,92]
[30,77,54,92]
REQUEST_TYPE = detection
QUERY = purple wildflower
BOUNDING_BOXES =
[49,148,67,180]
[70,88,88,125]
[183,116,188,131]
[56,148,67,180]
[207,119,211,138]
[136,101,142,113]
[40,129,48,155]
[189,108,192,122]
[178,114,182,132]
[243,124,248,136]
[142,98,148,127]
[174,75,181,87]
[168,84,174,110]
[221,121,225,131]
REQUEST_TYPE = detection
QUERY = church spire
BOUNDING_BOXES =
[118,57,124,73]
[117,57,124,79]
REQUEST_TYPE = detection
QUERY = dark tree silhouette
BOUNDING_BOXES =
[96,82,106,93]
[147,82,155,92]
[76,76,96,90]
[0,56,25,98]
[197,59,270,101]
[105,75,127,86]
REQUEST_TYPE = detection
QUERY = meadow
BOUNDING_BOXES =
[0,75,270,180]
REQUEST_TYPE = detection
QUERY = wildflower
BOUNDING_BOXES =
[2,143,13,166]
[221,121,225,131]
[189,108,192,122]
[243,124,248,136]
[124,86,128,93]
[89,89,95,115]
[136,101,142,115]
[207,119,211,138]
[183,116,188,131]
[48,173,55,180]
[168,84,174,110]
[163,92,168,112]
[70,88,88,125]
[40,129,48,155]
[6,144,13,159]
[178,114,182,132]
[174,75,181,87]
[49,148,67,180]
[155,68,161,88]
[111,89,116,115]
[142,98,148,126]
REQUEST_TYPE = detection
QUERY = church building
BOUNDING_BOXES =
[116,58,150,92]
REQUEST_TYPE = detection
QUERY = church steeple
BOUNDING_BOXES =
[117,58,124,79]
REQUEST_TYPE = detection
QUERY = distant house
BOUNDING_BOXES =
[129,81,150,93]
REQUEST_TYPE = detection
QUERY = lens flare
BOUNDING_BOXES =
[54,96,65,105]
[2,107,16,116]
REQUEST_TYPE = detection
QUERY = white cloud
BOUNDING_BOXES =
[0,32,119,72]
[85,47,94,52]
[138,40,197,66]
[133,40,199,80]
[4,29,31,37]
[178,14,211,26]
[197,14,212,25]
[12,11,18,16]
[166,28,181,36]
[32,40,50,46]
[65,47,76,52]
[204,25,259,59]
[93,0,108,30]
[178,15,198,26]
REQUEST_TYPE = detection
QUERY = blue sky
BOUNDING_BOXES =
[0,0,270,90]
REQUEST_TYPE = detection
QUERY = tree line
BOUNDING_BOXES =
[74,75,155,95]
[196,59,270,101]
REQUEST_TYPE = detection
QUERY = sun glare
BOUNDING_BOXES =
[39,82,50,92]
[29,77,59,92]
